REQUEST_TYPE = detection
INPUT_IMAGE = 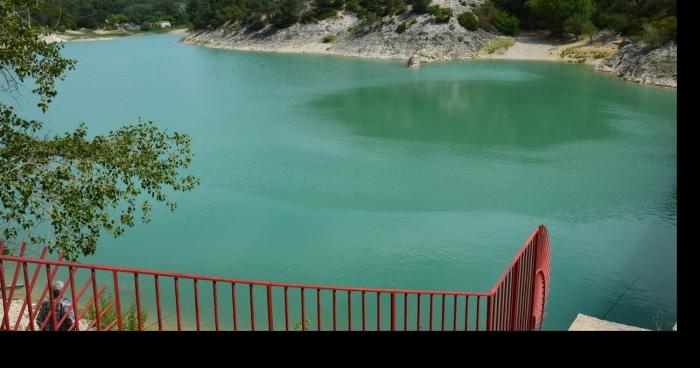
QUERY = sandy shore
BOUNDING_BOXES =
[43,28,191,43]
[478,33,616,66]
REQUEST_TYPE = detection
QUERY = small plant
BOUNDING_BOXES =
[396,22,408,34]
[322,34,337,43]
[458,12,480,31]
[449,23,455,30]
[87,293,149,331]
[293,316,312,331]
[428,5,453,24]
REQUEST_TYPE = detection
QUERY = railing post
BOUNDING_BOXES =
[390,292,396,331]
[213,281,220,331]
[486,294,492,331]
[135,273,143,331]
[194,279,200,331]
[154,275,162,331]
[267,284,274,331]
[509,261,520,331]
[21,261,34,331]
[0,241,10,331]
[113,271,122,331]
[69,267,79,331]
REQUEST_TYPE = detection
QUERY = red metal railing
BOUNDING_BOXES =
[0,225,550,331]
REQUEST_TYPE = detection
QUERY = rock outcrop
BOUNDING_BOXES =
[182,1,495,63]
[596,41,677,88]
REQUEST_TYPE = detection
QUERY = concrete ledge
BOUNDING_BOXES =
[568,313,650,331]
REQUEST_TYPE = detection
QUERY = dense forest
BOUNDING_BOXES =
[30,0,189,29]
[28,0,676,46]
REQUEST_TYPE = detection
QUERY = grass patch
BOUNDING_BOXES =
[482,36,515,54]
[560,46,616,62]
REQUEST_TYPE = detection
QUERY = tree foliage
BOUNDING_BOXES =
[526,0,595,35]
[1,0,198,260]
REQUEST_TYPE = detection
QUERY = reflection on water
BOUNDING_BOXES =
[308,80,616,148]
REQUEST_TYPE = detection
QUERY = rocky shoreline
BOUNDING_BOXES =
[182,1,495,63]
[596,41,677,88]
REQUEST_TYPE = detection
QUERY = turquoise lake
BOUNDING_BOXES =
[11,34,676,330]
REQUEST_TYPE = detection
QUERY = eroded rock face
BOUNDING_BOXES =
[596,41,677,88]
[182,1,495,63]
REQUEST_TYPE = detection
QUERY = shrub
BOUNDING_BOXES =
[642,24,665,48]
[409,0,431,14]
[87,294,149,331]
[140,21,151,31]
[301,10,318,24]
[317,8,339,20]
[322,34,337,43]
[396,22,408,33]
[473,2,518,35]
[494,10,519,36]
[458,11,480,31]
[428,5,453,24]
[396,4,409,15]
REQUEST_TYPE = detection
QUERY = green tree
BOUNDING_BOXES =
[408,0,431,14]
[526,0,595,35]
[1,0,198,260]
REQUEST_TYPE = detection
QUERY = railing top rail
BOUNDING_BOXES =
[0,254,491,297]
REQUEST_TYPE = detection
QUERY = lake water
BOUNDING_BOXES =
[12,34,676,330]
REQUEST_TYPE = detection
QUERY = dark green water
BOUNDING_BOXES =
[13,34,676,330]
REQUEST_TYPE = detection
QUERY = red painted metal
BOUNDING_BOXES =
[12,247,47,331]
[135,273,143,331]
[333,289,337,331]
[0,241,9,331]
[347,291,352,331]
[316,288,322,331]
[213,281,220,331]
[300,287,305,331]
[376,292,381,331]
[390,292,396,331]
[403,293,408,331]
[284,286,289,331]
[453,295,458,331]
[91,269,100,330]
[416,294,421,331]
[154,275,162,331]
[21,261,34,331]
[465,295,470,331]
[231,282,238,331]
[249,284,255,331]
[194,279,200,331]
[68,268,78,331]
[362,291,366,331]
[429,294,433,331]
[266,285,273,331]
[0,225,550,331]
[113,271,123,331]
[174,277,182,331]
[441,294,446,331]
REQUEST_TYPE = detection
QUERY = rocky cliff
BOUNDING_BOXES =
[596,41,677,88]
[182,1,495,63]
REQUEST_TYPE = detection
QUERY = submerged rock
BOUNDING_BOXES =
[407,55,420,68]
